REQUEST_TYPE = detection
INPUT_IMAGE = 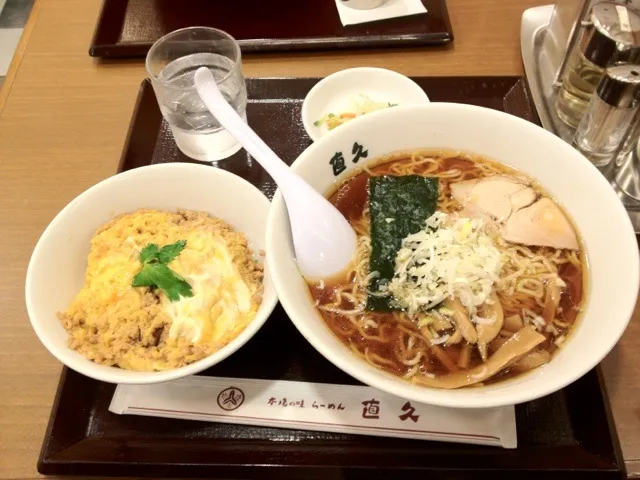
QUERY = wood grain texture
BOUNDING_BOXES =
[3,0,639,479]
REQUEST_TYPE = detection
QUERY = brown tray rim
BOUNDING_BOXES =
[37,366,626,478]
[38,75,626,479]
[88,0,454,58]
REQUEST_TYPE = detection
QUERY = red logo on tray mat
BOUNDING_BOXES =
[217,387,245,411]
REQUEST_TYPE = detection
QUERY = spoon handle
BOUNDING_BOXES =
[194,68,293,187]
[194,67,357,279]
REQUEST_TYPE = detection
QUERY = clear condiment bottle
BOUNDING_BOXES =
[614,108,640,200]
[555,2,640,128]
[573,64,640,167]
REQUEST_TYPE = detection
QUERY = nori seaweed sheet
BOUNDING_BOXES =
[367,175,439,311]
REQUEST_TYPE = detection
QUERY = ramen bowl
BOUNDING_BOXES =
[26,163,278,384]
[266,103,639,408]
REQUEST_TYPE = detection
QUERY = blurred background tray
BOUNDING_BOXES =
[38,77,624,479]
[89,0,453,58]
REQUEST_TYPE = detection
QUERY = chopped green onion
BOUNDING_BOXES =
[417,316,433,328]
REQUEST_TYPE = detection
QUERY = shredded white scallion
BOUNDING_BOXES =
[363,319,379,330]
[364,271,380,284]
[532,316,546,328]
[431,334,450,345]
[474,315,496,325]
[384,212,503,319]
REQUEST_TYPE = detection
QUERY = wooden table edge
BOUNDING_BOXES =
[1,0,639,477]
[0,0,43,115]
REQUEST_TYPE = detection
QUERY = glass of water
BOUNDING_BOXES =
[146,27,247,161]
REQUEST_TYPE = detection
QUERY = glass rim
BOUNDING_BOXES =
[145,26,242,88]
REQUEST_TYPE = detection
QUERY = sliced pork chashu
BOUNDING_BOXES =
[501,198,579,251]
[450,176,536,222]
[510,187,538,212]
[450,175,578,251]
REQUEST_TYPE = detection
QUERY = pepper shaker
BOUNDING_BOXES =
[555,2,640,128]
[573,63,640,167]
[614,108,640,199]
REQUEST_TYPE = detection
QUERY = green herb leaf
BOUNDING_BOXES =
[145,263,194,302]
[140,243,160,264]
[157,240,187,264]
[132,240,193,301]
[132,266,156,287]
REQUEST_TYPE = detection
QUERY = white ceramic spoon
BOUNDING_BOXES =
[194,67,357,279]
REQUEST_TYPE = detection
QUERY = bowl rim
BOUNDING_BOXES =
[267,102,640,408]
[25,162,278,384]
[301,67,429,142]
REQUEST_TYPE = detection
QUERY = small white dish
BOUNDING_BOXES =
[301,67,429,141]
[25,163,278,385]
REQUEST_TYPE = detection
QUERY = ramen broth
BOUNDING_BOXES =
[308,151,586,388]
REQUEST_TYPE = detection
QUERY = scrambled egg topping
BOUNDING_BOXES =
[59,209,263,371]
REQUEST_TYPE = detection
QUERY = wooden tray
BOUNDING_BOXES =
[89,0,453,58]
[38,77,625,479]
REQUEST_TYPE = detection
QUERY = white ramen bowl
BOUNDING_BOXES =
[266,103,639,408]
[26,163,278,385]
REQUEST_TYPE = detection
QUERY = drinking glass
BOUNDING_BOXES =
[146,27,247,161]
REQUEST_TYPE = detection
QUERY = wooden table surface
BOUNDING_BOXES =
[1,0,639,478]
